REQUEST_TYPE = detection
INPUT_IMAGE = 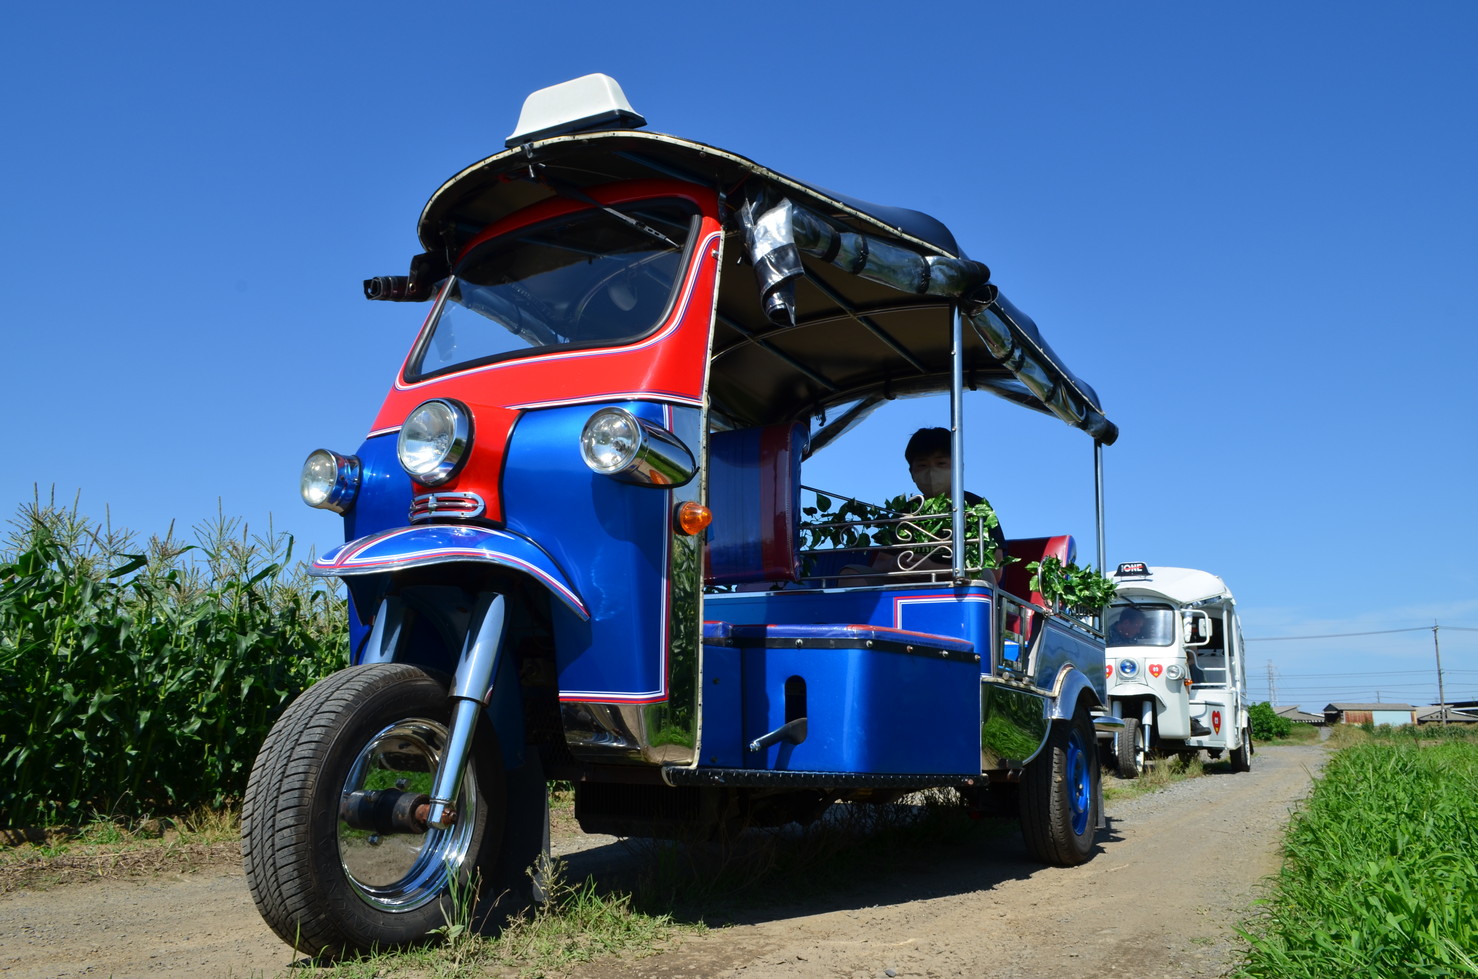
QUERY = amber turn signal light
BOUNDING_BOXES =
[676,501,712,535]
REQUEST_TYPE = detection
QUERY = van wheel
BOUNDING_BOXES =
[1114,716,1144,779]
[1229,726,1253,772]
[241,664,546,958]
[1020,702,1099,866]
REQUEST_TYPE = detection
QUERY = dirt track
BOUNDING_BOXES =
[0,743,1325,979]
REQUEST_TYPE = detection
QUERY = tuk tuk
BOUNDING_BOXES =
[1103,564,1251,777]
[242,73,1123,956]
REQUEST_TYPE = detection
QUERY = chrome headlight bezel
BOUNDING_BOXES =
[579,407,695,487]
[397,399,472,486]
[1116,658,1140,680]
[1164,663,1185,681]
[301,449,361,513]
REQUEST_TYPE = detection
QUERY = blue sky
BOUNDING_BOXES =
[4,2,1475,711]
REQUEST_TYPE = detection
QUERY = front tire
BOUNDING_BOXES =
[1229,725,1253,772]
[1020,702,1099,866]
[1113,715,1144,779]
[241,664,544,957]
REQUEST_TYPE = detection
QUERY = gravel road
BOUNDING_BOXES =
[0,743,1326,979]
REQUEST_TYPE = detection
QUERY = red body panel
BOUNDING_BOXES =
[368,181,721,526]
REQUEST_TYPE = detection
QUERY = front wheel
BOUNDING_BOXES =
[241,664,545,957]
[1113,715,1144,779]
[1020,702,1099,866]
[1229,725,1253,772]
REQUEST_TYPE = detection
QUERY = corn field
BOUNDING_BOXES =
[0,494,346,828]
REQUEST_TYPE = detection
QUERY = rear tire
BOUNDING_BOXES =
[241,664,544,958]
[1229,725,1253,772]
[1113,715,1144,779]
[1020,702,1099,866]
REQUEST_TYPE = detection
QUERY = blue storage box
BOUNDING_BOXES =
[700,622,981,776]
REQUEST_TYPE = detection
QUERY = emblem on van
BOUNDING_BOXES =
[410,491,486,521]
[1149,663,1163,678]
[1212,710,1222,734]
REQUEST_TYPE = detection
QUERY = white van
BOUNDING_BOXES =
[1102,564,1251,777]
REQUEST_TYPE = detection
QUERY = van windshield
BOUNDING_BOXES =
[1105,603,1176,647]
[407,200,697,380]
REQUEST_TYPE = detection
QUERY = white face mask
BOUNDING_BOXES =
[913,464,951,498]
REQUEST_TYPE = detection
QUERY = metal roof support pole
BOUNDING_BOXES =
[951,309,966,582]
[1094,441,1107,576]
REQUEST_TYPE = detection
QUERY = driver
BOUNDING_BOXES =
[1108,606,1148,645]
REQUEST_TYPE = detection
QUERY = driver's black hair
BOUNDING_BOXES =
[905,427,952,462]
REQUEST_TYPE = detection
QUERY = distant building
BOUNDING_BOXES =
[1274,705,1325,725]
[1323,703,1416,726]
[1414,705,1478,725]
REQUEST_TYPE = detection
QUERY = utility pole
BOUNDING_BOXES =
[1266,660,1278,706]
[1434,621,1448,727]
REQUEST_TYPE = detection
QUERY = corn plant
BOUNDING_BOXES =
[0,493,346,828]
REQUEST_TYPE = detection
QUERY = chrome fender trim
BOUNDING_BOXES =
[311,524,589,620]
[1047,666,1104,721]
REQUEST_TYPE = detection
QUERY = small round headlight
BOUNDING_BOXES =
[1117,658,1139,679]
[580,408,643,474]
[301,449,360,513]
[397,399,471,485]
[1165,663,1185,681]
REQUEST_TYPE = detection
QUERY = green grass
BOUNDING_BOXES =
[1236,731,1478,978]
[1101,750,1207,803]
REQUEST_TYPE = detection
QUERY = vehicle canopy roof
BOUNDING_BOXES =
[399,80,1117,445]
[1113,566,1234,608]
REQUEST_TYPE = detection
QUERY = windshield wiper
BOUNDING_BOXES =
[531,169,680,249]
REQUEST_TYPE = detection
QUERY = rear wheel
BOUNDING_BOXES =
[1020,702,1099,866]
[1229,725,1253,772]
[1113,715,1144,779]
[241,664,545,958]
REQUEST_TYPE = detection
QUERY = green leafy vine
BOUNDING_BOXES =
[800,491,1005,571]
[1026,556,1118,614]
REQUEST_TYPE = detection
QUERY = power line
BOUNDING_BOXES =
[1247,624,1478,641]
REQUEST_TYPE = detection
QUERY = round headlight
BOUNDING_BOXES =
[1117,658,1139,679]
[397,399,471,485]
[1165,663,1185,681]
[580,408,643,474]
[300,449,360,513]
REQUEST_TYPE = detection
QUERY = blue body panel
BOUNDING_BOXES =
[705,585,994,656]
[702,585,994,775]
[503,402,692,703]
[700,621,980,775]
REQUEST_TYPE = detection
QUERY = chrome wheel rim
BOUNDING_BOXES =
[337,718,477,913]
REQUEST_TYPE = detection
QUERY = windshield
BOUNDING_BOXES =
[1105,603,1176,647]
[407,200,698,380]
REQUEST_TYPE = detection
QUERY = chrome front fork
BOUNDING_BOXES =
[361,591,509,831]
[428,593,507,830]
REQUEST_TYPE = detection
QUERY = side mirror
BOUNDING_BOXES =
[1184,610,1212,647]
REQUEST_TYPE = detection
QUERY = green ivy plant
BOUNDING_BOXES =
[1026,555,1118,615]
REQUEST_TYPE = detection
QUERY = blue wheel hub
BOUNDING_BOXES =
[1065,728,1091,836]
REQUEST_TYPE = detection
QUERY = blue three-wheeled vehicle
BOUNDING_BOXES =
[243,73,1123,956]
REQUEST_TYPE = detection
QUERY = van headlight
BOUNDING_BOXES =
[580,407,695,487]
[1165,663,1185,681]
[1117,658,1140,679]
[301,449,360,513]
[397,399,472,485]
